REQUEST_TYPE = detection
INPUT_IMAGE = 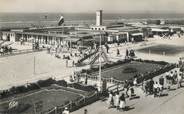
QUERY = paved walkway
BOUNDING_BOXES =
[72,85,184,114]
[72,66,184,114]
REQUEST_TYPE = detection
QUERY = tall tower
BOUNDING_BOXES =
[96,10,102,26]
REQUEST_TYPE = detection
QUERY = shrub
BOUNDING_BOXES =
[0,90,10,98]
[68,83,97,92]
[5,103,31,114]
[37,78,56,87]
[27,83,40,91]
[9,86,17,94]
[15,85,28,94]
[56,80,67,87]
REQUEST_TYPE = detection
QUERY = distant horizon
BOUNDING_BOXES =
[0,11,184,14]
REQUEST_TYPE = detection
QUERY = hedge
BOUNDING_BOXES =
[68,83,97,92]
[0,79,66,99]
[0,78,98,100]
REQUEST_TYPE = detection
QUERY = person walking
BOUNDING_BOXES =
[149,79,154,95]
[166,72,171,90]
[130,86,135,98]
[174,70,178,84]
[124,80,130,97]
[177,73,182,88]
[117,49,120,56]
[84,109,88,114]
[107,91,114,109]
[62,107,69,114]
[119,93,126,111]
[153,82,158,97]
[170,71,174,85]
[72,60,75,67]
[105,43,109,53]
[66,59,68,67]
[159,76,164,89]
[133,77,138,86]
[114,92,120,109]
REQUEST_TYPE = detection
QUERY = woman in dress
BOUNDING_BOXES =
[119,93,126,111]
[114,92,120,109]
[107,91,114,109]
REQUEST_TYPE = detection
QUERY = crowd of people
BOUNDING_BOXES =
[107,91,128,111]
[47,44,80,68]
[141,67,183,97]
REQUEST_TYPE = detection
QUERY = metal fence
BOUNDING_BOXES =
[80,73,125,85]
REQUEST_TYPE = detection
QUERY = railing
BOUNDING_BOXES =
[79,73,125,94]
[80,73,125,85]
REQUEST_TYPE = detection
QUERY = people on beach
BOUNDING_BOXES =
[105,43,109,53]
[117,49,120,56]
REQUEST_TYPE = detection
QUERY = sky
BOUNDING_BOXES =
[0,0,184,13]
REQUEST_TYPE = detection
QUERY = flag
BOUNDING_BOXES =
[58,16,64,26]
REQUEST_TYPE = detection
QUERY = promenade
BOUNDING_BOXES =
[72,86,184,114]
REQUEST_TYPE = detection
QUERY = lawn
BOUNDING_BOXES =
[137,44,184,55]
[0,87,84,114]
[91,61,164,81]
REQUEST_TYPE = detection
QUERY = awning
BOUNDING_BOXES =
[151,28,169,32]
[64,38,80,42]
[131,33,143,36]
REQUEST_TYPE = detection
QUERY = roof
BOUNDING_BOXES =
[3,31,69,38]
[114,32,128,35]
